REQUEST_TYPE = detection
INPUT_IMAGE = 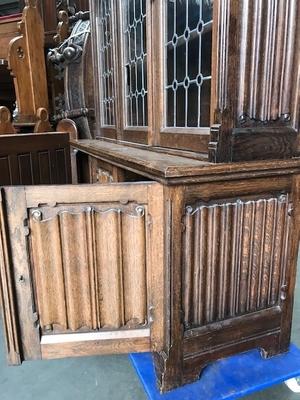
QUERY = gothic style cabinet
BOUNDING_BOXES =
[0,0,299,394]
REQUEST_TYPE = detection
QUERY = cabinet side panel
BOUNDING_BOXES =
[183,194,290,329]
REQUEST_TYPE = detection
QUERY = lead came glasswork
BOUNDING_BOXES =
[166,0,213,128]
[123,0,148,127]
[99,0,115,126]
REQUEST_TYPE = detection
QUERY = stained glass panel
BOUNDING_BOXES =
[99,0,115,126]
[165,0,213,128]
[123,0,148,127]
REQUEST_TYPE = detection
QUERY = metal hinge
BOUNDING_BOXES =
[23,218,30,236]
[281,285,288,301]
[33,312,39,329]
[148,305,155,325]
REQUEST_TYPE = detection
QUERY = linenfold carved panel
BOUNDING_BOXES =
[183,194,291,329]
[29,205,147,333]
[237,0,299,126]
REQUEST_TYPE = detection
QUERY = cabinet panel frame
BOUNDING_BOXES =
[0,181,166,362]
[154,174,300,392]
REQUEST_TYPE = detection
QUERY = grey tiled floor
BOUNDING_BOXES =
[0,262,299,400]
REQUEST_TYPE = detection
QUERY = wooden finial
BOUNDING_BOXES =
[56,118,78,140]
[0,106,16,135]
[34,108,52,133]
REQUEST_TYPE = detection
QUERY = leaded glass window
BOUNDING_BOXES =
[99,0,115,126]
[165,0,213,128]
[122,0,148,127]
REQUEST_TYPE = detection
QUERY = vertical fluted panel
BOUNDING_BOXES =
[95,210,124,328]
[122,208,146,326]
[194,207,208,326]
[30,205,147,333]
[31,216,67,331]
[183,207,194,326]
[59,212,94,331]
[183,194,290,328]
[237,0,299,122]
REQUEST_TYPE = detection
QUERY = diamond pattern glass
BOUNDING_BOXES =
[166,0,213,128]
[99,0,115,126]
[123,0,148,127]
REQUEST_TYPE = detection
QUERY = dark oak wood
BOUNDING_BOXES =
[155,174,299,391]
[0,132,71,185]
[209,0,300,162]
[71,139,300,184]
[88,0,300,161]
[0,0,299,395]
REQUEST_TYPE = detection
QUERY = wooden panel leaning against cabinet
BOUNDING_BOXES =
[0,182,165,363]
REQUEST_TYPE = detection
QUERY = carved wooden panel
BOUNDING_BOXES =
[0,183,165,362]
[209,0,300,162]
[30,204,147,332]
[237,0,299,127]
[183,194,291,329]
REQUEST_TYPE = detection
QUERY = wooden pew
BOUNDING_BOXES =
[0,1,51,132]
[0,133,72,186]
[8,0,51,131]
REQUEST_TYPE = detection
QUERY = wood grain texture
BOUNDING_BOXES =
[182,194,291,328]
[231,127,298,161]
[41,336,150,360]
[237,0,299,126]
[209,0,300,162]
[154,176,298,392]
[0,14,20,59]
[0,190,21,365]
[8,0,49,124]
[0,182,165,362]
[30,205,147,332]
[3,187,41,361]
[0,106,16,135]
[72,139,300,185]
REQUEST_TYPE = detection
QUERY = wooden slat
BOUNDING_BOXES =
[0,190,21,365]
[41,337,151,360]
[30,215,67,331]
[122,210,147,326]
[25,182,150,207]
[3,187,41,360]
[95,210,124,328]
[146,184,165,351]
[59,212,94,331]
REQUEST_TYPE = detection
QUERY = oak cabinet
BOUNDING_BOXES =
[90,0,300,161]
[1,158,299,392]
[0,0,299,394]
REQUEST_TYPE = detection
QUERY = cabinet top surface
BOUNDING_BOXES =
[71,139,300,184]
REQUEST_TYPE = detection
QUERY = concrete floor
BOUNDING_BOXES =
[0,262,300,400]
